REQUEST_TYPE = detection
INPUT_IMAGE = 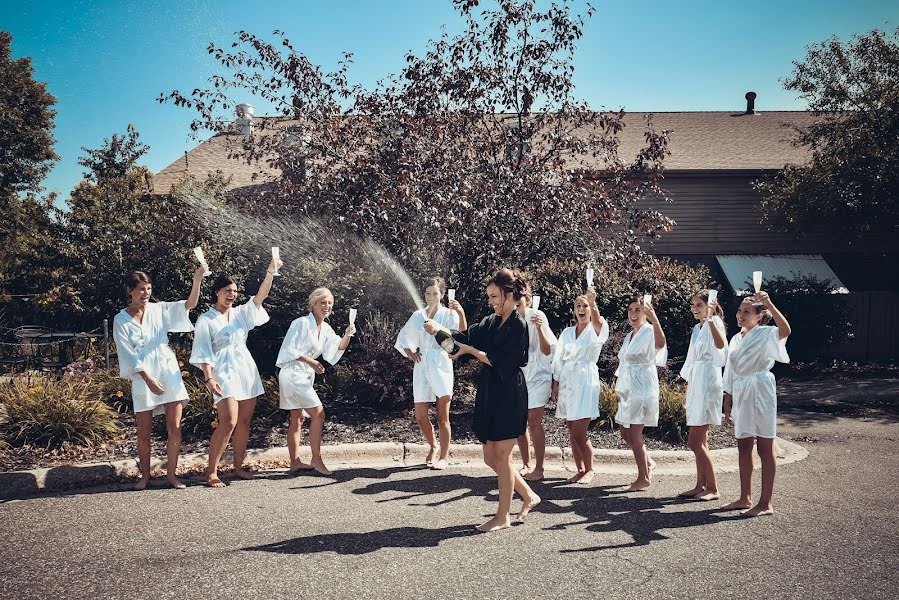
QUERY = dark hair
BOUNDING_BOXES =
[125,271,152,292]
[486,268,528,301]
[421,276,447,295]
[211,275,238,300]
[627,294,644,306]
[693,289,725,318]
[740,297,772,325]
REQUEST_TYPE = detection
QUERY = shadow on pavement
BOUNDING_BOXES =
[777,378,899,426]
[243,524,480,555]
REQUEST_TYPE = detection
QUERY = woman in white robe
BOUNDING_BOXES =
[551,287,608,484]
[516,287,557,481]
[678,290,727,501]
[114,266,205,490]
[722,291,791,517]
[278,287,355,475]
[395,276,467,470]
[190,256,281,488]
[614,295,668,491]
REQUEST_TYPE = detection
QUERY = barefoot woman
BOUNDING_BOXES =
[113,265,205,490]
[190,257,281,487]
[427,268,540,532]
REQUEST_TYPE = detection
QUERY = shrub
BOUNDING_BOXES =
[338,310,413,409]
[0,376,122,449]
[748,274,853,362]
[179,373,217,436]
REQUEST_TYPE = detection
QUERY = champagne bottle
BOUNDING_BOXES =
[431,323,458,354]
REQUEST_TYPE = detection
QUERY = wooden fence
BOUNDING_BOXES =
[836,292,899,362]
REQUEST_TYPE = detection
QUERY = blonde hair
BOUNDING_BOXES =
[740,297,772,325]
[307,287,334,311]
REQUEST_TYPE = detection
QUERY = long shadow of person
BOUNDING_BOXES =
[243,524,479,555]
[353,473,495,507]
[288,466,417,490]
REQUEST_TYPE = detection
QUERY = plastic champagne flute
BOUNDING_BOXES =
[272,246,281,277]
[531,295,541,312]
[707,289,718,304]
[447,289,456,303]
[643,293,652,307]
[349,308,357,325]
[586,267,594,289]
[193,247,211,277]
[753,271,763,294]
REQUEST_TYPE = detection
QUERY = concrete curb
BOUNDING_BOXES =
[0,438,808,500]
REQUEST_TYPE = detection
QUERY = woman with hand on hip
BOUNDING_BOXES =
[113,265,205,490]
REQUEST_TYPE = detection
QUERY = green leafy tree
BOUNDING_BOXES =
[0,31,62,321]
[756,27,899,238]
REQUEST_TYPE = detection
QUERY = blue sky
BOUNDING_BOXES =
[3,0,897,199]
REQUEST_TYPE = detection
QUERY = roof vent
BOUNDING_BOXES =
[235,103,255,134]
[745,91,757,115]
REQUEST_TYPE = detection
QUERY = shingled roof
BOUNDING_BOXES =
[152,110,816,195]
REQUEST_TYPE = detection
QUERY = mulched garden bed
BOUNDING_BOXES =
[0,393,737,473]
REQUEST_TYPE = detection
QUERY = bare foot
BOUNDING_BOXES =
[205,475,226,488]
[721,498,753,510]
[432,458,448,471]
[167,476,186,490]
[133,477,150,491]
[647,458,657,478]
[679,486,705,497]
[425,447,436,466]
[626,478,651,491]
[519,465,532,476]
[577,470,595,485]
[289,460,315,473]
[476,516,511,532]
[566,471,585,483]
[524,468,544,482]
[233,467,256,480]
[697,490,720,501]
[311,458,333,476]
[742,504,774,517]
[515,493,542,522]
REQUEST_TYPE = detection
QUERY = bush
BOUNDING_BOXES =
[748,274,853,362]
[594,378,687,445]
[0,376,122,449]
[337,310,413,409]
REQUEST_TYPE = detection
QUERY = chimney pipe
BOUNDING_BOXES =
[745,91,757,115]
[235,103,255,134]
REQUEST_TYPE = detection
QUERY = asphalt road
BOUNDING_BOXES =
[1,383,897,600]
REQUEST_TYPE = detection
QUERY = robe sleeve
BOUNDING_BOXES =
[763,325,790,364]
[189,316,216,369]
[238,297,270,330]
[596,319,610,346]
[722,338,736,395]
[452,318,483,347]
[538,310,558,352]
[321,323,346,365]
[679,326,700,383]
[276,319,306,370]
[112,315,145,377]
[159,300,193,333]
[394,312,422,356]
[551,330,566,381]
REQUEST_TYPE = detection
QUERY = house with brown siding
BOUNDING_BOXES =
[153,98,899,360]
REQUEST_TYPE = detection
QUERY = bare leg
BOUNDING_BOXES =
[414,402,437,465]
[744,437,776,516]
[570,419,594,484]
[164,402,185,489]
[433,395,452,469]
[566,421,585,483]
[517,428,532,476]
[133,410,153,491]
[694,426,719,501]
[478,439,539,532]
[206,398,238,487]
[680,425,708,497]
[625,425,651,491]
[524,407,546,481]
[287,409,313,472]
[723,437,755,509]
[307,405,332,475]
[232,398,256,479]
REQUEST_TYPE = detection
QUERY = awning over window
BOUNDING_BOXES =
[715,254,849,294]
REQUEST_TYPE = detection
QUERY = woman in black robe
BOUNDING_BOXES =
[426,268,541,532]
